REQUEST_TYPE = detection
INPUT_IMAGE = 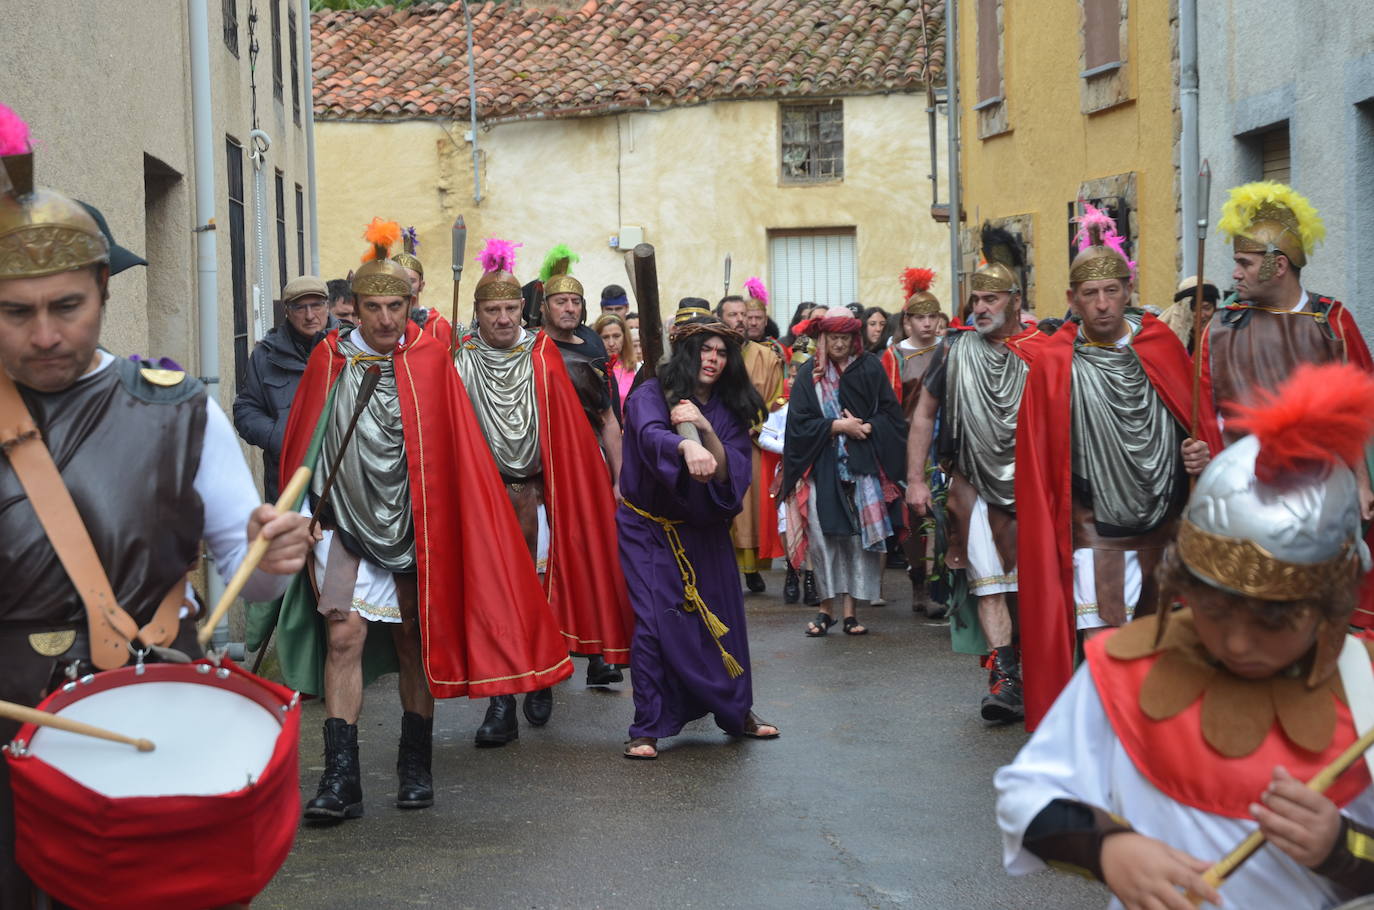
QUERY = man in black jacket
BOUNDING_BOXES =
[233,275,335,500]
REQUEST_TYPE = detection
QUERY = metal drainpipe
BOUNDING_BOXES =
[1179,0,1199,278]
[464,0,482,204]
[946,0,962,310]
[189,0,235,653]
[302,0,320,274]
[249,128,273,340]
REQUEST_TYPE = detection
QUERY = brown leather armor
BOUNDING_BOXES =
[0,358,206,628]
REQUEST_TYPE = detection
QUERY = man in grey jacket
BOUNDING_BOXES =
[233,275,335,499]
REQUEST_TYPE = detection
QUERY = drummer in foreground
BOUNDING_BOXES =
[995,363,1374,909]
[0,112,311,906]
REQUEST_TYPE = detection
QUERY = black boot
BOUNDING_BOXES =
[783,565,801,604]
[980,646,1024,724]
[396,712,434,809]
[744,571,766,594]
[585,654,624,686]
[522,687,553,726]
[803,571,821,606]
[475,695,519,747]
[304,717,363,821]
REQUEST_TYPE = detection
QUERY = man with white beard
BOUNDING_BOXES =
[905,227,1047,723]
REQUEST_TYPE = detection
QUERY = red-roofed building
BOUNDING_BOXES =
[313,0,952,326]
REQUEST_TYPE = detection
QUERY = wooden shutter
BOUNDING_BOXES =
[767,230,859,323]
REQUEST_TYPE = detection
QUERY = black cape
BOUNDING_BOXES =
[780,352,908,537]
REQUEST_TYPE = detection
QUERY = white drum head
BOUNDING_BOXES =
[29,681,281,798]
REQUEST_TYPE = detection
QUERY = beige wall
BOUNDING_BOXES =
[317,94,948,329]
[6,0,314,412]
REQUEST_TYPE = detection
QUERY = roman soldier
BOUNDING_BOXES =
[906,225,1047,723]
[0,108,312,905]
[277,221,571,822]
[718,285,785,593]
[455,239,634,745]
[538,244,625,463]
[1015,207,1221,729]
[393,225,453,346]
[884,268,945,609]
[744,277,787,363]
[1199,181,1374,630]
[998,363,1374,908]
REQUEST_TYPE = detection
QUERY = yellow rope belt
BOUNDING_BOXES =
[622,499,744,678]
[349,353,392,366]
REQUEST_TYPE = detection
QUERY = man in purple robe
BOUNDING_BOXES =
[617,302,781,759]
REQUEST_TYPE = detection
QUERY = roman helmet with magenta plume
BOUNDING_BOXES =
[0,103,109,283]
[1069,203,1134,285]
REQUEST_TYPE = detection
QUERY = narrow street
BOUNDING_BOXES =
[260,568,1102,909]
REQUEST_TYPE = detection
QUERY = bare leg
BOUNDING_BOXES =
[391,573,434,719]
[842,594,866,634]
[977,593,1012,649]
[323,611,367,724]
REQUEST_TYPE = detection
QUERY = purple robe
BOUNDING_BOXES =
[617,379,755,738]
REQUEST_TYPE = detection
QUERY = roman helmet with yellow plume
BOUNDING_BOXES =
[351,218,412,298]
[1218,181,1325,282]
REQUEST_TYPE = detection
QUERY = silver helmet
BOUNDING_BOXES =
[1178,434,1368,602]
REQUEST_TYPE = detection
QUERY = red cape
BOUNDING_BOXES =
[279,326,573,698]
[1017,316,1223,730]
[880,347,902,404]
[420,308,454,347]
[1198,298,1374,629]
[1086,630,1372,818]
[532,333,635,661]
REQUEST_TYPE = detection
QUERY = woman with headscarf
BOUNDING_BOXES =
[617,306,779,760]
[781,307,908,636]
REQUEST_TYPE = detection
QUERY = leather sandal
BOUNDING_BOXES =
[741,711,780,739]
[805,613,836,637]
[843,616,868,636]
[623,737,658,760]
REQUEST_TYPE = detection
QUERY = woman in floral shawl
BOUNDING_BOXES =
[781,307,908,636]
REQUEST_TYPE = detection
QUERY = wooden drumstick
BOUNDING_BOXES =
[197,464,313,651]
[1189,722,1374,904]
[0,699,154,752]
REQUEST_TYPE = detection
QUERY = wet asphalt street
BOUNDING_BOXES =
[257,567,1103,909]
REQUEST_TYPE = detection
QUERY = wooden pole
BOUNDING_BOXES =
[197,465,313,651]
[0,699,154,752]
[1191,721,1374,902]
[1189,160,1212,442]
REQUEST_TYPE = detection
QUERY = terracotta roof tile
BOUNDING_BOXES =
[312,0,944,123]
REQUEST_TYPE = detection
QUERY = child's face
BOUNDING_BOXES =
[1190,597,1321,679]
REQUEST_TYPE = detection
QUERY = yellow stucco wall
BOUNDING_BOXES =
[317,94,949,328]
[957,0,1177,315]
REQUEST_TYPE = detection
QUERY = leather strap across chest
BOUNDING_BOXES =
[0,369,182,669]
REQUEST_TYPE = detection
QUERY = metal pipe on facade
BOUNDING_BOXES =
[189,0,218,391]
[302,0,320,274]
[946,0,962,310]
[189,0,233,653]
[464,0,482,204]
[1180,0,1200,278]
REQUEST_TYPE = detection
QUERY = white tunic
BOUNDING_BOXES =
[995,666,1374,909]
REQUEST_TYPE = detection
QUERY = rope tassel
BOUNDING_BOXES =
[625,500,746,679]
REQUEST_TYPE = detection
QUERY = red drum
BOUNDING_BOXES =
[5,659,300,910]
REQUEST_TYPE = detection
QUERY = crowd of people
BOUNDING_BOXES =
[1,90,1372,908]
